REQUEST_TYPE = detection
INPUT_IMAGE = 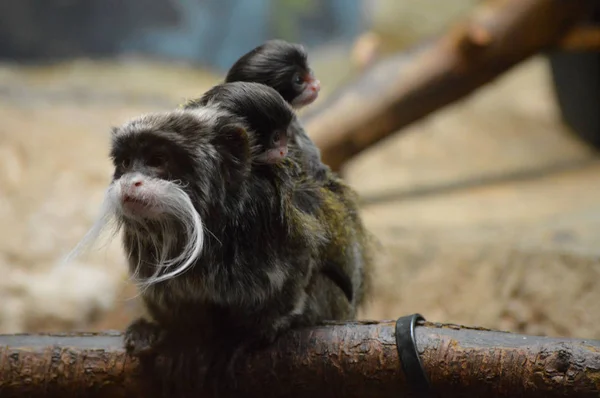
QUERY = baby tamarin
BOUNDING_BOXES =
[185,39,327,180]
[192,82,296,165]
[187,81,359,302]
[225,39,321,109]
[69,86,372,388]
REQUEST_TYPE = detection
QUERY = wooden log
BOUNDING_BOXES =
[558,26,600,51]
[305,0,593,172]
[0,320,599,397]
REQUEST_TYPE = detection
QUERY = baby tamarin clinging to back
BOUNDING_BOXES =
[193,82,296,165]
[68,85,372,383]
[225,39,321,108]
[190,81,362,303]
[185,39,328,180]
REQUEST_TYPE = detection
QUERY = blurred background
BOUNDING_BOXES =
[1,0,599,339]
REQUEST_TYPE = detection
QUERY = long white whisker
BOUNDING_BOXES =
[63,174,205,289]
[58,185,121,268]
[137,185,204,286]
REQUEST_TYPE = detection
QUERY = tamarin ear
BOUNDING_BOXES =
[214,123,252,165]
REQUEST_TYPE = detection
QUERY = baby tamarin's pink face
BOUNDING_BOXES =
[290,69,321,108]
[256,129,289,164]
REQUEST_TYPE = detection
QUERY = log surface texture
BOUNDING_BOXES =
[1,321,599,397]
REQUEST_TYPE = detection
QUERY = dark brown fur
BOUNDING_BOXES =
[106,102,373,396]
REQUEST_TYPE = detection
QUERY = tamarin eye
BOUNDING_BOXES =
[292,73,304,86]
[272,131,281,145]
[121,158,131,169]
[147,153,168,168]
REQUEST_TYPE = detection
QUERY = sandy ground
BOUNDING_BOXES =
[0,52,599,339]
[343,55,600,339]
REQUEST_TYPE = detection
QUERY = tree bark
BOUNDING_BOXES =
[558,26,600,51]
[0,320,599,397]
[304,0,594,172]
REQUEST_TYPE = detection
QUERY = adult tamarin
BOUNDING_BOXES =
[68,77,372,397]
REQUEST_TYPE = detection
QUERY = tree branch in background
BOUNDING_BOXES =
[559,26,600,51]
[1,320,599,397]
[304,0,594,172]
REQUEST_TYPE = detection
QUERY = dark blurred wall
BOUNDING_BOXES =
[0,0,179,60]
[0,0,363,70]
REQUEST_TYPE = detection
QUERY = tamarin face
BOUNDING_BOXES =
[108,108,253,224]
[69,106,262,286]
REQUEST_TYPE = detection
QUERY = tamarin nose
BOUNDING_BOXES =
[311,80,321,92]
[133,181,143,187]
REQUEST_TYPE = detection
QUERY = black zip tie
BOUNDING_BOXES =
[395,313,433,397]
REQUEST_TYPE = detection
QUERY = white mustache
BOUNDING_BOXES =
[62,175,205,287]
